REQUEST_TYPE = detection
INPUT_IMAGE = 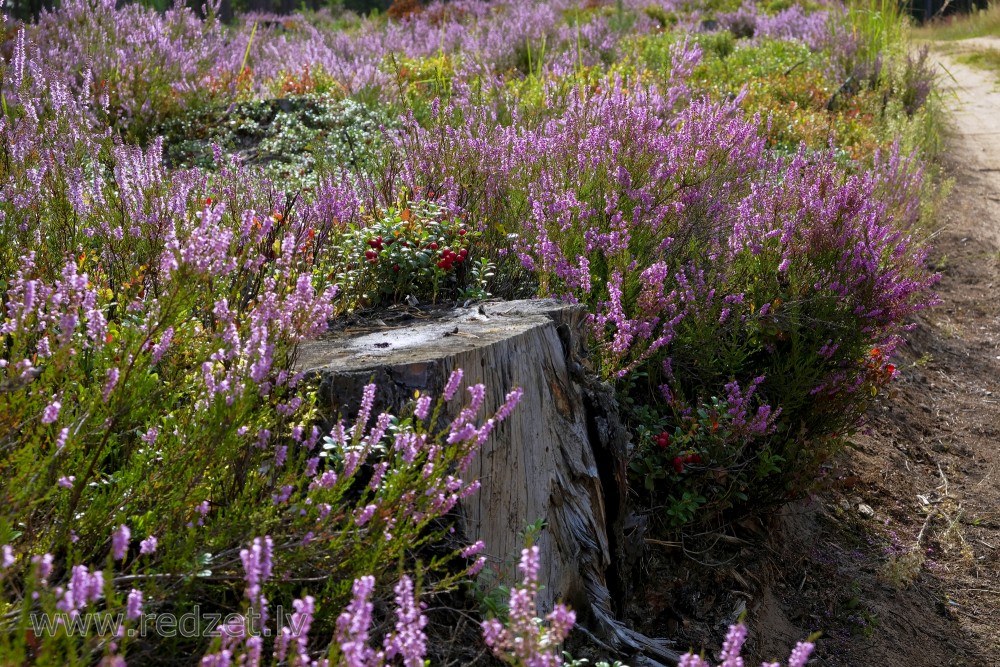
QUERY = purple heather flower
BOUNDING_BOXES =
[414,395,432,420]
[336,575,377,666]
[719,623,748,667]
[1,545,14,569]
[140,536,158,555]
[126,589,143,620]
[240,536,274,628]
[468,556,487,576]
[495,387,523,422]
[354,504,377,527]
[103,367,120,402]
[33,553,54,583]
[787,640,816,667]
[41,401,61,424]
[384,576,428,667]
[354,383,377,434]
[443,369,463,401]
[112,524,130,561]
[461,541,486,558]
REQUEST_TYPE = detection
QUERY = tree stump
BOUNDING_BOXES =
[296,299,679,665]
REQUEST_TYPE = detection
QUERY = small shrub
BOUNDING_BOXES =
[330,199,489,307]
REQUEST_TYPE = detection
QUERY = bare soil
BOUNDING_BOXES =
[627,48,1000,666]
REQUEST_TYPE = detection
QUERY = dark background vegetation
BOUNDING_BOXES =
[0,0,994,37]
[1,0,394,23]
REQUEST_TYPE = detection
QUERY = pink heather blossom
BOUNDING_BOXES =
[41,401,61,424]
[461,541,486,558]
[482,545,575,666]
[787,641,816,667]
[354,383,377,434]
[1,545,14,569]
[32,553,54,583]
[354,504,377,526]
[384,576,428,667]
[240,536,274,631]
[414,395,432,420]
[57,565,104,614]
[468,556,487,577]
[495,387,523,422]
[102,367,120,402]
[126,589,144,620]
[678,624,817,667]
[58,476,75,489]
[287,596,315,665]
[335,575,377,666]
[443,369,463,401]
[112,524,130,561]
[139,536,158,555]
[466,383,486,414]
[304,456,320,477]
[720,622,748,667]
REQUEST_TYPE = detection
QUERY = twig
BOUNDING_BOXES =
[916,509,937,546]
[958,588,1000,595]
[937,462,949,496]
[645,537,681,548]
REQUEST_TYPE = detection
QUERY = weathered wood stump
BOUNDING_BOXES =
[297,300,679,665]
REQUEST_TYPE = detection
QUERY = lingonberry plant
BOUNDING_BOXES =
[332,199,483,306]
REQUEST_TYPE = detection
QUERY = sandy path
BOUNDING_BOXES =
[933,42,1000,238]
[849,42,1000,662]
[757,44,1000,666]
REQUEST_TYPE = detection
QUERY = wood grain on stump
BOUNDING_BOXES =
[297,299,679,665]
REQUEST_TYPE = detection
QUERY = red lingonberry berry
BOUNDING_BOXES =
[656,432,670,449]
[673,457,685,474]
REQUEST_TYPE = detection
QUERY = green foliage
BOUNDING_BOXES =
[701,30,736,59]
[330,200,482,306]
[644,5,679,29]
[628,396,785,529]
[956,47,1000,82]
[157,94,393,186]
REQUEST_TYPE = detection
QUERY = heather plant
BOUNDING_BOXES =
[0,26,536,663]
[0,0,947,659]
[31,0,233,141]
[482,545,576,667]
[677,623,817,667]
[395,49,936,521]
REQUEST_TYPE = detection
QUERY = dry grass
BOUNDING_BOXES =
[913,2,1000,41]
[955,46,1000,80]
